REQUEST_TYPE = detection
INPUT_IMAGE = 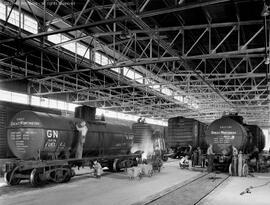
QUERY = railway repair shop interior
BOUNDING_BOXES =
[1,0,270,204]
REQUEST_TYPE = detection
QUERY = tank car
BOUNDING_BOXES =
[7,110,133,160]
[205,114,265,172]
[3,109,139,186]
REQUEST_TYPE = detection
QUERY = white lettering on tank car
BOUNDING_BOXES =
[47,130,59,138]
[221,131,236,135]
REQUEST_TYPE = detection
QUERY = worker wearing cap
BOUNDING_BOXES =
[75,121,88,159]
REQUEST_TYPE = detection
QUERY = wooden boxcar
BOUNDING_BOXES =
[166,116,207,158]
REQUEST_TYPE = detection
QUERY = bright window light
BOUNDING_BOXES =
[57,101,66,110]
[49,99,58,109]
[134,72,143,83]
[31,96,41,106]
[161,86,173,96]
[101,54,109,65]
[174,95,183,102]
[24,14,37,33]
[123,67,135,80]
[77,44,88,57]
[96,108,167,126]
[47,28,61,44]
[47,28,90,59]
[62,42,76,53]
[40,98,49,107]
[61,34,70,42]
[122,67,143,83]
[11,92,28,104]
[94,52,102,64]
[0,3,37,33]
[0,2,6,20]
[111,67,121,73]
[108,59,113,65]
[7,7,22,27]
[67,103,79,112]
[0,90,12,102]
[151,84,160,91]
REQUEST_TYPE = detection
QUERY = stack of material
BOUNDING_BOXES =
[126,167,142,180]
[138,164,153,177]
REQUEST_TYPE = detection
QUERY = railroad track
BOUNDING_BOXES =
[137,173,230,205]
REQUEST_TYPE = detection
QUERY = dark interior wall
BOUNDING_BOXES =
[0,81,28,93]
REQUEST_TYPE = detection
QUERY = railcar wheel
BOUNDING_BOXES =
[62,167,73,183]
[53,169,66,183]
[4,171,21,186]
[242,164,249,177]
[30,169,44,186]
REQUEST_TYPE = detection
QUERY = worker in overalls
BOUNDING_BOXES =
[75,121,88,159]
[207,144,215,172]
[93,160,103,179]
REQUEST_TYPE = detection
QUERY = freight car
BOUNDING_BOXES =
[131,120,168,161]
[205,114,265,173]
[166,116,207,158]
[3,108,140,186]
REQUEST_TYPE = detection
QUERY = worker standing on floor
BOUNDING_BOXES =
[232,146,239,176]
[197,147,203,167]
[76,121,88,159]
[93,160,103,179]
[207,144,215,172]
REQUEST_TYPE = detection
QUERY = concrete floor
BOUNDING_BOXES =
[0,160,201,205]
[198,174,270,205]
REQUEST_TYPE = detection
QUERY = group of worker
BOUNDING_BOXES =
[179,143,262,173]
[179,144,214,172]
